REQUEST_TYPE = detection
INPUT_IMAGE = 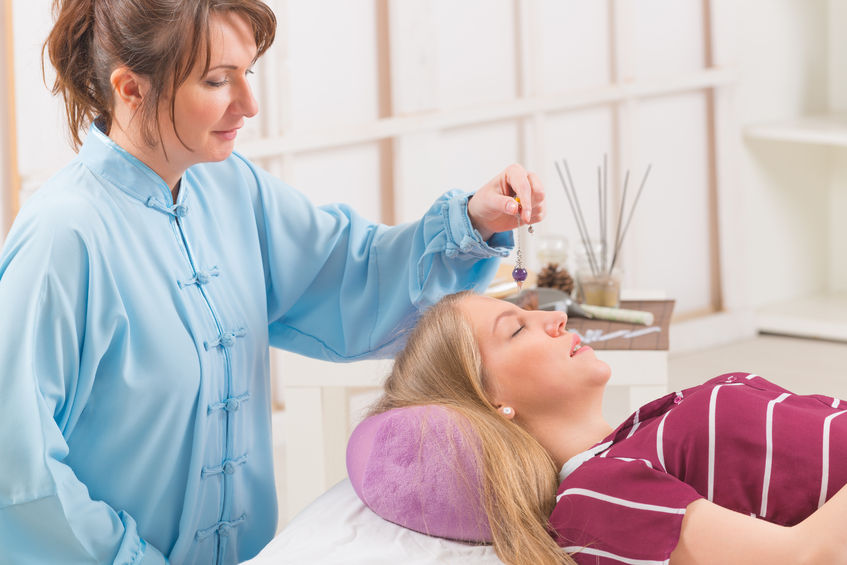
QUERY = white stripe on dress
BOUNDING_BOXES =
[707,383,743,500]
[818,410,847,508]
[832,398,841,409]
[626,409,642,439]
[707,385,721,501]
[563,546,670,565]
[612,457,654,469]
[760,392,791,517]
[556,488,687,514]
[656,412,671,471]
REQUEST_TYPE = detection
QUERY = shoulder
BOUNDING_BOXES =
[12,163,110,246]
[554,455,702,516]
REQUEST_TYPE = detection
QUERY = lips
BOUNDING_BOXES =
[570,335,582,357]
[213,122,244,140]
[213,128,240,141]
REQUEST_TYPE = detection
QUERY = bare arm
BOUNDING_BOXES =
[671,484,847,565]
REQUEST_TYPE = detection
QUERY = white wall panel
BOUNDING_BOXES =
[388,1,438,114]
[286,0,379,129]
[433,0,517,108]
[629,92,712,315]
[287,143,382,222]
[438,121,522,197]
[537,0,610,93]
[13,0,73,193]
[394,121,520,225]
[631,0,705,79]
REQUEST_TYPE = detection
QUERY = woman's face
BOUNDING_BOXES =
[158,12,259,170]
[459,294,611,418]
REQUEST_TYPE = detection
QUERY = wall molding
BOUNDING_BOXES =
[232,67,734,161]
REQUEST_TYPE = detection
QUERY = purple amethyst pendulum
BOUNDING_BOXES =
[512,265,528,289]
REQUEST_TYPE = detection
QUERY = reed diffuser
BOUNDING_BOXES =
[554,155,651,308]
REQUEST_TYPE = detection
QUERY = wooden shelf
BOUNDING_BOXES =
[756,293,847,341]
[745,114,847,147]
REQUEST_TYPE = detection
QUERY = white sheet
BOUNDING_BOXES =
[243,479,504,565]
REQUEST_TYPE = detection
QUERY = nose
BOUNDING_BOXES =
[235,76,259,118]
[543,310,568,337]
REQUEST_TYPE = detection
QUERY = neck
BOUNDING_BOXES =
[523,400,613,470]
[107,117,184,202]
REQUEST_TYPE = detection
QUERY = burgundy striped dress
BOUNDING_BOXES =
[550,373,847,565]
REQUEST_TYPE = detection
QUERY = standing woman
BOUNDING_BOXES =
[0,1,545,564]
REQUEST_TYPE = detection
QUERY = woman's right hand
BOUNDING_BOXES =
[466,163,545,241]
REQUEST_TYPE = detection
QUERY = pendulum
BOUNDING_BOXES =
[512,198,528,290]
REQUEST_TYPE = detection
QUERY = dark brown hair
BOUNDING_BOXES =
[43,0,276,150]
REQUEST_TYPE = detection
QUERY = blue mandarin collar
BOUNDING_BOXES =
[78,122,189,207]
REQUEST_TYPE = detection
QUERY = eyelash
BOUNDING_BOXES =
[205,69,255,88]
[511,325,525,338]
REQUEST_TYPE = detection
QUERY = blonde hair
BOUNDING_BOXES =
[371,291,576,565]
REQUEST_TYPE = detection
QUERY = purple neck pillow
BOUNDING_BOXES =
[346,404,492,542]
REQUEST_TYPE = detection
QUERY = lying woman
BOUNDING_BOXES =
[367,291,847,565]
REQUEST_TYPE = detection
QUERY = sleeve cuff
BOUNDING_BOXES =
[442,191,514,259]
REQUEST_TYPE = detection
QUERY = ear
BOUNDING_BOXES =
[110,66,147,112]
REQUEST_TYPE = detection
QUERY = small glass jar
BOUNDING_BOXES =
[535,234,569,269]
[575,241,622,307]
[576,268,622,307]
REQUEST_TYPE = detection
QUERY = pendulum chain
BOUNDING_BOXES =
[512,198,529,290]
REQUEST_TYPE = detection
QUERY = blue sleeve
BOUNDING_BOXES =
[241,157,513,360]
[0,206,168,565]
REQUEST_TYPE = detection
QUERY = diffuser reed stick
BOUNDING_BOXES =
[556,157,652,291]
[555,160,599,278]
[607,164,651,275]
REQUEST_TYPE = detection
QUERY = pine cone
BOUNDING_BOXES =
[536,263,574,294]
[514,290,539,311]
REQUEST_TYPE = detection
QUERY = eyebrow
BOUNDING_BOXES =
[206,64,240,72]
[492,310,519,334]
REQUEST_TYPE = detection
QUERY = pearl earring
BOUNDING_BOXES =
[502,407,513,416]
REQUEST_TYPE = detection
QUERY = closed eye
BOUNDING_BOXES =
[511,325,525,338]
[205,78,229,88]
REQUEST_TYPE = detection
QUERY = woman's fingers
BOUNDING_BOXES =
[504,164,533,223]
[467,164,547,239]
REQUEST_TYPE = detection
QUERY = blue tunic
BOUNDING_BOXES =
[0,124,511,564]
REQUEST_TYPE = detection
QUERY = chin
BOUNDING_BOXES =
[593,359,612,385]
[205,147,235,163]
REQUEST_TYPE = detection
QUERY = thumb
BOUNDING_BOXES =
[497,195,519,217]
